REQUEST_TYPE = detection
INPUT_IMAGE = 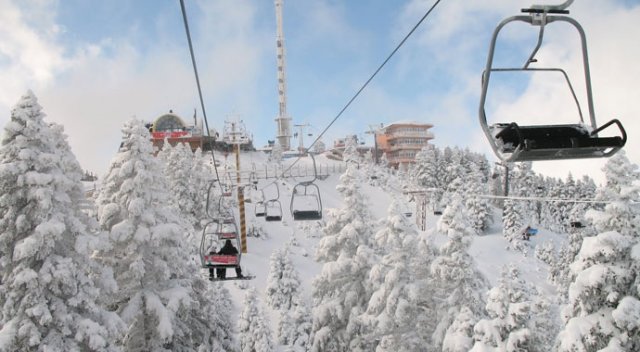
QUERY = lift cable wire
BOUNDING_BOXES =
[179,0,221,183]
[473,194,640,205]
[402,187,639,205]
[268,0,445,187]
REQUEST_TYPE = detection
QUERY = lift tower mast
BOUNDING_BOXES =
[274,0,292,151]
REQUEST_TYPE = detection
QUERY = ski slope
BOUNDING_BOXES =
[207,150,566,348]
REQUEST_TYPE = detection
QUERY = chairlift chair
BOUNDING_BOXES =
[263,182,283,221]
[265,200,283,221]
[291,153,323,221]
[222,183,233,197]
[255,201,266,217]
[199,220,240,273]
[479,0,626,162]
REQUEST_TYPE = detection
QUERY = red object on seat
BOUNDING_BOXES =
[205,255,238,265]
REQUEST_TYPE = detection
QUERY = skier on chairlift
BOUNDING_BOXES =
[216,239,243,279]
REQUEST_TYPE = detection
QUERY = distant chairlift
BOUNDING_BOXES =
[479,0,626,162]
[254,190,266,217]
[291,153,323,221]
[264,183,283,222]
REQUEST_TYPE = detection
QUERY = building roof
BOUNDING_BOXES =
[382,120,434,129]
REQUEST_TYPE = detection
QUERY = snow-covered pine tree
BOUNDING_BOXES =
[189,148,211,223]
[278,300,312,351]
[490,164,506,207]
[442,306,475,352]
[265,247,302,310]
[238,287,275,352]
[342,135,360,166]
[470,265,532,352]
[557,151,640,351]
[431,194,489,350]
[379,152,389,168]
[441,176,466,209]
[164,142,197,225]
[95,118,224,351]
[587,150,639,236]
[442,147,466,190]
[186,279,237,352]
[465,165,492,234]
[511,162,537,225]
[310,164,376,352]
[0,91,124,351]
[556,231,636,351]
[409,144,439,191]
[502,198,527,252]
[539,177,558,231]
[312,139,326,154]
[360,198,425,351]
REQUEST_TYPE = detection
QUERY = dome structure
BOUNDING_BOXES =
[152,112,186,132]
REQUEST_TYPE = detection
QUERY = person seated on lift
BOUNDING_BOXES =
[207,244,217,279]
[216,239,243,279]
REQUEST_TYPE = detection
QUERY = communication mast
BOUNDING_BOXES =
[274,0,292,151]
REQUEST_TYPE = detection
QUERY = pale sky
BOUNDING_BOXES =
[0,0,638,184]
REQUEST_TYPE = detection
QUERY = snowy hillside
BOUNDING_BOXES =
[2,99,638,352]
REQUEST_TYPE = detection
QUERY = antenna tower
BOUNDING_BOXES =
[274,0,292,151]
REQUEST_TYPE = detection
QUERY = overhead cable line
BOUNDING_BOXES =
[276,0,445,179]
[179,0,221,183]
[403,187,639,205]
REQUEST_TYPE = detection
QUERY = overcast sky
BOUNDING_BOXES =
[0,0,638,183]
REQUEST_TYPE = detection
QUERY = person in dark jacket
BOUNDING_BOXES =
[216,240,243,279]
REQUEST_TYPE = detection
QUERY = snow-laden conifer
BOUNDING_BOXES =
[359,198,425,351]
[95,118,226,351]
[431,194,489,350]
[557,151,640,351]
[471,265,532,351]
[190,148,211,223]
[238,287,275,352]
[556,231,636,351]
[442,306,475,352]
[502,198,526,251]
[0,91,124,351]
[265,246,302,310]
[466,166,492,234]
[511,162,537,224]
[409,144,439,191]
[162,142,196,225]
[342,135,360,165]
[310,164,376,352]
[587,151,639,237]
[278,300,312,351]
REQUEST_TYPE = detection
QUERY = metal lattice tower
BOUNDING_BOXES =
[274,0,292,151]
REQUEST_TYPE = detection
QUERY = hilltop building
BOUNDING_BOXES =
[147,111,254,153]
[375,121,434,169]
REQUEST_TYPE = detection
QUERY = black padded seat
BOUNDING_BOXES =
[492,121,625,161]
[265,215,282,222]
[292,210,322,221]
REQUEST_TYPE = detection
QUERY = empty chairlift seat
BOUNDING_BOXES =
[492,120,626,161]
[479,2,627,162]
